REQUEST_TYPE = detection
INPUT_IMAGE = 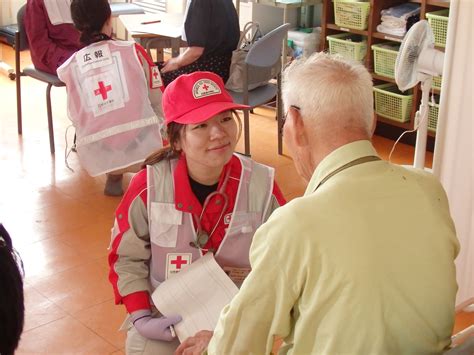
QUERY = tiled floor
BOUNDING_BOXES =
[0,43,471,354]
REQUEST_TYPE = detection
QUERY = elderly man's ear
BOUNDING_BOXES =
[370,113,377,137]
[286,107,309,148]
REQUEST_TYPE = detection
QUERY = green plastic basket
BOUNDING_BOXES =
[334,0,370,30]
[426,9,449,48]
[373,83,413,122]
[327,33,367,63]
[432,75,442,90]
[371,43,400,79]
[428,100,439,132]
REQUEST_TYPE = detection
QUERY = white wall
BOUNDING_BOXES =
[239,2,298,34]
[167,0,186,14]
[433,0,474,308]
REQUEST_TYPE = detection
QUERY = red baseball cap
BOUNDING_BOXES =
[162,71,249,125]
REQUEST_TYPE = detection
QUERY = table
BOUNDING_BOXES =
[118,13,187,61]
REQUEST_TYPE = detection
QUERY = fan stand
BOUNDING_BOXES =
[413,75,433,169]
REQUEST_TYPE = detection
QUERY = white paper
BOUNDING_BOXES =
[119,13,184,38]
[44,0,74,25]
[151,253,239,342]
[129,24,183,38]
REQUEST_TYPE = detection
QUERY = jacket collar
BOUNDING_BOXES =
[305,140,379,195]
[173,154,242,215]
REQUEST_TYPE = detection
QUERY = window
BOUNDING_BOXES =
[132,0,166,13]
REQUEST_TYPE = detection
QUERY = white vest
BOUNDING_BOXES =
[57,40,163,176]
[146,154,274,288]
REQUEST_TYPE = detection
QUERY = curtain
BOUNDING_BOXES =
[0,0,24,26]
[432,0,474,307]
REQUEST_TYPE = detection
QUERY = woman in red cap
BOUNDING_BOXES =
[108,71,286,354]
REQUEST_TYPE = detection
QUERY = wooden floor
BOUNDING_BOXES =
[0,43,471,354]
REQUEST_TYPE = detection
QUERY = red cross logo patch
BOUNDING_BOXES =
[94,81,112,100]
[192,79,221,99]
[166,253,192,279]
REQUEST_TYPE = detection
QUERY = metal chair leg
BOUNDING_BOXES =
[244,109,250,156]
[277,73,283,155]
[15,31,22,135]
[16,73,22,135]
[46,83,55,154]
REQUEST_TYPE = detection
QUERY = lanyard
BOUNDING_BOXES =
[314,156,381,192]
[190,168,231,251]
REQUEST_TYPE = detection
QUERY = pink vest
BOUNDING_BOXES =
[57,40,163,176]
[146,154,274,288]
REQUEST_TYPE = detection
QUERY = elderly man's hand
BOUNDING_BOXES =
[174,330,213,355]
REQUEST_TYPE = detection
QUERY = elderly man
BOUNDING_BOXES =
[176,53,459,354]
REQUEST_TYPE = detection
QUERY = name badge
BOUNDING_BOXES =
[78,44,113,74]
[223,266,251,284]
[150,66,163,89]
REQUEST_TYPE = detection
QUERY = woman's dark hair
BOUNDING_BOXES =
[0,224,24,355]
[70,0,112,45]
[142,122,184,167]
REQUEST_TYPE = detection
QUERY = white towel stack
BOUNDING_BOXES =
[377,3,420,37]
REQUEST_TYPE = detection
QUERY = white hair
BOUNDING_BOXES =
[282,52,374,134]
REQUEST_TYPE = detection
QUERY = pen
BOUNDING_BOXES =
[141,20,161,25]
[169,325,176,338]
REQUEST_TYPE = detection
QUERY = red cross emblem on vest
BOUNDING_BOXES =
[166,253,192,279]
[171,255,188,269]
[94,81,112,100]
[202,84,209,91]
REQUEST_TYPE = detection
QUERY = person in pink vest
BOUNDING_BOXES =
[108,71,286,354]
[24,0,83,75]
[58,0,165,196]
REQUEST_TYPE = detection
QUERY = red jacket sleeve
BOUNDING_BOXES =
[272,180,286,207]
[108,169,151,313]
[24,0,82,74]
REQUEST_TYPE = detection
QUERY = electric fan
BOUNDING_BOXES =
[394,20,445,169]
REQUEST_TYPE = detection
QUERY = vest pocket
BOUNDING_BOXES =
[149,202,182,248]
[227,211,261,236]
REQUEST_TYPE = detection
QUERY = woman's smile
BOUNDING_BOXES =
[207,142,231,152]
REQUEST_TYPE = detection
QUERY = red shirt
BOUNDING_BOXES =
[24,0,82,74]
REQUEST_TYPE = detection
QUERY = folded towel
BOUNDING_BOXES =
[43,0,74,25]
[381,15,407,28]
[382,16,407,29]
[377,24,406,36]
[381,3,420,21]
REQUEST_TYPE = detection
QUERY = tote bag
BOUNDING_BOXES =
[225,22,272,92]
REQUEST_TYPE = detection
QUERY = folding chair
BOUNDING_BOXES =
[227,23,291,156]
[15,4,65,154]
[444,299,474,355]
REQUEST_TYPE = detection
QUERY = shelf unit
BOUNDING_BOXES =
[252,0,322,65]
[320,0,450,148]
